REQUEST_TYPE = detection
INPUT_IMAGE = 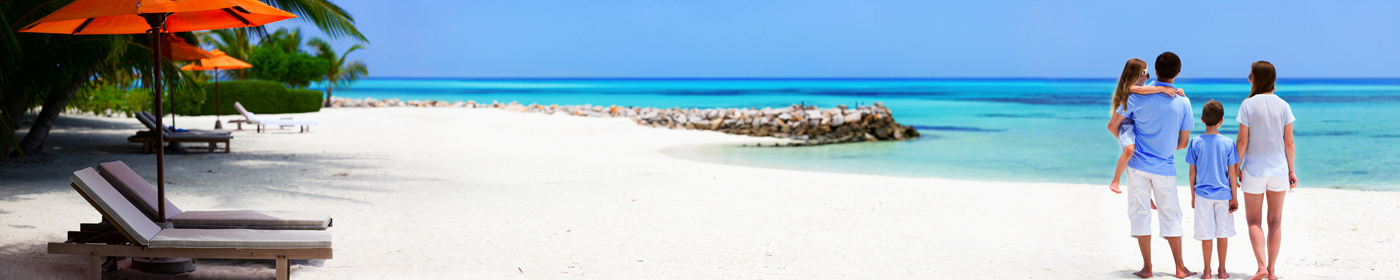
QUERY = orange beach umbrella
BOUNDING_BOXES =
[164,34,215,61]
[19,0,296,35]
[181,50,251,70]
[163,35,216,128]
[181,50,251,129]
[19,0,296,227]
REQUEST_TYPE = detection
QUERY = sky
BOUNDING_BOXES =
[267,0,1400,78]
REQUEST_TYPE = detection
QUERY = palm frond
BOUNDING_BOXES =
[262,0,368,43]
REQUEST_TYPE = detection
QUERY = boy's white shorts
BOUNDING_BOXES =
[1193,195,1236,241]
[1242,173,1289,194]
[1125,167,1183,237]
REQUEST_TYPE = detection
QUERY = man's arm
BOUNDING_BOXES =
[1177,130,1190,150]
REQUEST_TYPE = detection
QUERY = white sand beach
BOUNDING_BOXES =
[1,108,1396,279]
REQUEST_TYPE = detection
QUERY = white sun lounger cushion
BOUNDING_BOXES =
[71,168,162,245]
[148,228,332,249]
[236,102,319,126]
[171,210,332,228]
[256,119,320,126]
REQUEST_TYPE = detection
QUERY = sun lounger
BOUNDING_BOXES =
[233,102,320,133]
[129,112,233,153]
[53,168,332,280]
[96,161,332,230]
[135,112,233,135]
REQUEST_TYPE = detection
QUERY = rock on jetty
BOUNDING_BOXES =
[328,97,919,145]
[628,103,919,145]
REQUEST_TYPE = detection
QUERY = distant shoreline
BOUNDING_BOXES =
[315,76,1400,84]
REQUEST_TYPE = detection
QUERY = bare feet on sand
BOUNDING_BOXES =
[1202,271,1213,279]
[1176,267,1197,279]
[1250,267,1269,280]
[1134,266,1153,278]
[1218,268,1229,279]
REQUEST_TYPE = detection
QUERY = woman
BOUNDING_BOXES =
[1235,61,1296,280]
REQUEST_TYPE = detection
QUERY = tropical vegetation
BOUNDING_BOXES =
[196,80,323,115]
[1,0,368,161]
[309,38,367,107]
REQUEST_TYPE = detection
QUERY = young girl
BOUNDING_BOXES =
[1236,61,1295,280]
[1107,58,1185,194]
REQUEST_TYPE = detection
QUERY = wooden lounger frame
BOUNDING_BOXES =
[51,183,331,280]
[127,135,230,154]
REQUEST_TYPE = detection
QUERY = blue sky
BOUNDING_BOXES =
[269,0,1400,78]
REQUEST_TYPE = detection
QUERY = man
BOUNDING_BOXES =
[1118,51,1196,279]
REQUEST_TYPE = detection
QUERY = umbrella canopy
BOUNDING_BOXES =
[181,49,251,128]
[162,35,216,129]
[165,34,215,61]
[180,50,251,70]
[19,0,296,226]
[18,0,296,34]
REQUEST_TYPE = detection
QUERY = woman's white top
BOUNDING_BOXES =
[1236,93,1295,177]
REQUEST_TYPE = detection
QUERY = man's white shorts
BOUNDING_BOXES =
[1242,172,1289,194]
[1193,195,1236,241]
[1125,167,1183,237]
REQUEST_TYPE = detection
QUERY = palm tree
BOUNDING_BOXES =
[2,0,368,160]
[308,38,367,107]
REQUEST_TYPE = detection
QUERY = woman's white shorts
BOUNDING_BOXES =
[1241,173,1289,194]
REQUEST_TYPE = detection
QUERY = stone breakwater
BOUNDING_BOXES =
[329,97,920,145]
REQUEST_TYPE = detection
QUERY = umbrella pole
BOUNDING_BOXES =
[214,67,222,129]
[144,13,168,225]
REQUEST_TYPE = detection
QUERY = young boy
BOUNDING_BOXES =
[1185,100,1241,279]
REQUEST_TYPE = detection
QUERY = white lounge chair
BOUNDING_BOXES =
[53,168,332,280]
[96,161,332,230]
[232,102,320,133]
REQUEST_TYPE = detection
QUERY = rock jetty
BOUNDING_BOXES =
[328,97,919,145]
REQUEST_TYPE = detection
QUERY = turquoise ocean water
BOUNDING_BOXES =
[318,78,1400,191]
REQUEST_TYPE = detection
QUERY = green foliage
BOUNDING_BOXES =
[194,80,321,116]
[67,86,153,117]
[287,89,326,113]
[160,81,209,116]
[246,28,330,89]
[2,0,363,159]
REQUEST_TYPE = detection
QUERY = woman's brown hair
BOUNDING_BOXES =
[1112,58,1147,113]
[1249,61,1276,98]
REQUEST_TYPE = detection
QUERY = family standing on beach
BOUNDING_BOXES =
[1107,52,1298,279]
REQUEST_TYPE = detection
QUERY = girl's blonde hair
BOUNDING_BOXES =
[1112,58,1147,113]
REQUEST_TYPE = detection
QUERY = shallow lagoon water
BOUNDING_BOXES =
[323,78,1400,191]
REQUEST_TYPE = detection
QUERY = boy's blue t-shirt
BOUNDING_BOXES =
[1122,81,1194,176]
[1186,134,1240,200]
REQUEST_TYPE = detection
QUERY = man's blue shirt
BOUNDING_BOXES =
[1122,81,1194,176]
